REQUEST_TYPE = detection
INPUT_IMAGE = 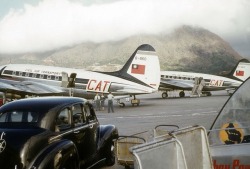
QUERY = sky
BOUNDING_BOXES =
[0,0,249,58]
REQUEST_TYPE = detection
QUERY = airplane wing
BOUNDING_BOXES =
[0,79,64,96]
[160,79,194,90]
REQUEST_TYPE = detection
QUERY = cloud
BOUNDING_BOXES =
[0,0,249,55]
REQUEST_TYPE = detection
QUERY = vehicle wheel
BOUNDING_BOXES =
[179,91,185,97]
[162,92,168,98]
[125,165,131,169]
[60,154,79,169]
[105,142,115,166]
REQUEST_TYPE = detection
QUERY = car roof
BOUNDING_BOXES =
[0,96,87,112]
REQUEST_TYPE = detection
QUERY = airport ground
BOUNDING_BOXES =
[95,90,230,169]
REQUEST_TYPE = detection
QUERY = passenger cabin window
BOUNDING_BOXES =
[72,104,85,126]
[32,74,37,78]
[56,108,71,132]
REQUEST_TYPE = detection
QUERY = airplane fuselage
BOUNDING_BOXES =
[160,71,242,91]
[0,64,158,99]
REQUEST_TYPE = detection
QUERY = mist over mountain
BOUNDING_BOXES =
[0,25,243,75]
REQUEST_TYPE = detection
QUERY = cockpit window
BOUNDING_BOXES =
[0,111,39,123]
[209,78,250,146]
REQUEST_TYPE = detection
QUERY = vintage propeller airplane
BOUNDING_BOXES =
[159,59,250,98]
[0,44,160,107]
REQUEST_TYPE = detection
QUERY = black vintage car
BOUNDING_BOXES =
[0,96,118,169]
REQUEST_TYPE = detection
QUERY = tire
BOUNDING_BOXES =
[119,102,125,107]
[162,92,168,98]
[179,91,185,97]
[125,165,131,169]
[60,151,79,169]
[105,142,115,166]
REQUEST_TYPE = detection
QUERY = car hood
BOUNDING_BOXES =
[0,124,49,169]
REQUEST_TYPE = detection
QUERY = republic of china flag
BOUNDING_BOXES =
[131,64,145,74]
[236,70,244,76]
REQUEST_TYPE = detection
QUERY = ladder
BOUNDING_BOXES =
[191,77,205,97]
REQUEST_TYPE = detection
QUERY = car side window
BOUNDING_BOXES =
[27,112,39,122]
[0,111,39,123]
[55,108,71,132]
[84,103,96,122]
[0,113,6,122]
[72,104,86,126]
[10,111,23,122]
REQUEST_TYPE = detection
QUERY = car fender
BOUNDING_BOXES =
[28,139,80,169]
[98,125,118,149]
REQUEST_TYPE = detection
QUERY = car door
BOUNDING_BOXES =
[71,103,88,160]
[55,104,89,160]
[55,103,98,163]
[82,103,99,162]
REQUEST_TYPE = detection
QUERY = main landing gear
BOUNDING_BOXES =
[161,91,185,98]
[117,95,140,107]
[162,92,168,98]
[161,90,212,98]
[179,91,185,97]
[131,95,140,106]
[119,102,125,108]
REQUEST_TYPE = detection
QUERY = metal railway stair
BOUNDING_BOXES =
[191,77,205,97]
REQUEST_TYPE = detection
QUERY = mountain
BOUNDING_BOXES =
[0,25,243,74]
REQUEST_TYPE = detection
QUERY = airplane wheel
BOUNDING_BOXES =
[119,102,125,107]
[179,91,185,97]
[162,92,168,99]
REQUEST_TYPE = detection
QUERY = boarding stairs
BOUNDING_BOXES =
[191,77,205,97]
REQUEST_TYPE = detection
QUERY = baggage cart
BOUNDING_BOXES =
[115,131,148,169]
[115,125,179,168]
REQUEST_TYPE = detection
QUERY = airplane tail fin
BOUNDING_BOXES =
[108,44,161,91]
[227,59,250,82]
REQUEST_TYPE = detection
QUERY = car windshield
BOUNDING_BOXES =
[208,78,250,146]
[0,110,40,123]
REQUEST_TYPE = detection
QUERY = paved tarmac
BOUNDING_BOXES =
[95,91,230,169]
